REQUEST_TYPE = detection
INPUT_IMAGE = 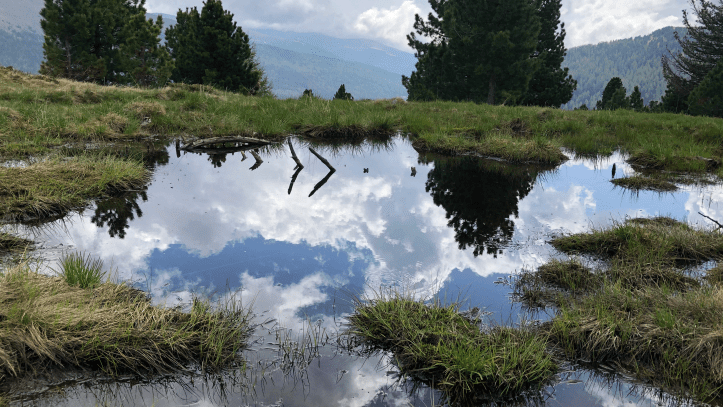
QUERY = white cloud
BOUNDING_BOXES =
[562,0,687,47]
[353,1,421,50]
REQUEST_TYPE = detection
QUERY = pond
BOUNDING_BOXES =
[5,136,723,406]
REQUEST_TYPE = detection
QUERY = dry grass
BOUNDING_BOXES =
[0,261,253,381]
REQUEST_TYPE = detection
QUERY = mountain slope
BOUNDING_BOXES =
[562,26,686,109]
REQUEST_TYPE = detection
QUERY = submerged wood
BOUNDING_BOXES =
[699,211,723,230]
[308,147,335,171]
[182,136,274,151]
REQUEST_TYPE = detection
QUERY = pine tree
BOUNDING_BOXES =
[166,0,264,94]
[40,0,105,81]
[520,0,577,107]
[118,13,173,87]
[596,77,626,109]
[688,58,723,117]
[662,0,723,110]
[629,85,644,111]
[402,0,541,105]
[333,84,353,100]
[40,0,146,83]
[165,7,203,84]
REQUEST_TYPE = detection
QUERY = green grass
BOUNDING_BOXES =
[0,260,253,383]
[2,65,723,174]
[513,216,723,402]
[343,290,557,403]
[55,251,105,289]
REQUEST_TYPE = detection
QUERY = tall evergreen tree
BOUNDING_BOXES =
[662,0,723,110]
[520,0,577,107]
[165,0,263,94]
[596,77,626,109]
[118,12,173,87]
[688,58,723,117]
[40,0,146,83]
[333,84,353,100]
[403,0,541,105]
[629,85,644,111]
[165,7,202,84]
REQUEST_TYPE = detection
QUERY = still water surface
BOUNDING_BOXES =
[11,136,723,406]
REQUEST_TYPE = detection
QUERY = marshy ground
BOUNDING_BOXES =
[512,216,723,403]
[2,63,723,405]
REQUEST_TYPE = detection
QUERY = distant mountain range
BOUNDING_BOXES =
[0,1,689,107]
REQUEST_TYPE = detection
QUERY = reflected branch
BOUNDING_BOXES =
[308,147,336,171]
[308,169,335,197]
[288,140,304,169]
[288,165,303,195]
[249,150,263,170]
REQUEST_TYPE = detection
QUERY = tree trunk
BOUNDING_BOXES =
[487,74,496,105]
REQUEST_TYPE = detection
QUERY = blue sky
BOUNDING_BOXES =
[145,0,696,51]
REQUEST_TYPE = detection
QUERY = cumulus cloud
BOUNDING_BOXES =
[353,1,422,50]
[562,0,688,47]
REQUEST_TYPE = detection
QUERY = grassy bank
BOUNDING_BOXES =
[2,65,723,173]
[514,217,723,402]
[0,256,252,385]
[0,154,149,222]
[343,290,557,404]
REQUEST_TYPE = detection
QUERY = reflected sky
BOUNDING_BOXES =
[16,137,723,406]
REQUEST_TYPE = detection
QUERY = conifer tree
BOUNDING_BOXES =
[596,77,626,109]
[629,85,644,111]
[119,12,173,87]
[688,58,723,117]
[40,0,146,83]
[165,0,265,94]
[403,0,541,105]
[333,84,353,100]
[662,0,723,110]
[520,0,577,107]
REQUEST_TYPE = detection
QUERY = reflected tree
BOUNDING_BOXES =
[92,190,148,239]
[208,153,228,168]
[424,155,551,257]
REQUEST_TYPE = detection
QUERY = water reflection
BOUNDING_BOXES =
[422,153,555,258]
[11,137,723,406]
[91,190,147,239]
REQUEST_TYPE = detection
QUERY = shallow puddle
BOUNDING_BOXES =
[7,136,723,406]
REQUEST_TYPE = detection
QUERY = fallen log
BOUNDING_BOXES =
[182,136,274,151]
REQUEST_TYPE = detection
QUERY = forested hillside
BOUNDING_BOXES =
[562,26,686,110]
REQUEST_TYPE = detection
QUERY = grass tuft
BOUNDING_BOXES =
[343,290,557,403]
[55,251,105,289]
[0,261,253,381]
[516,216,723,402]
